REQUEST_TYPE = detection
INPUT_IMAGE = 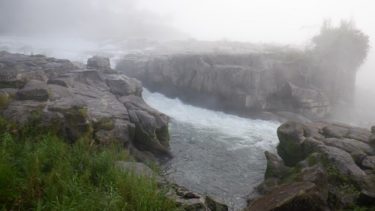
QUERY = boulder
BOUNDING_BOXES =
[361,156,375,170]
[120,95,170,159]
[276,121,311,166]
[87,56,111,71]
[205,196,228,211]
[47,79,68,87]
[166,184,229,211]
[247,182,327,211]
[369,126,375,146]
[264,151,291,179]
[105,74,142,97]
[250,121,375,210]
[321,138,373,155]
[16,80,49,101]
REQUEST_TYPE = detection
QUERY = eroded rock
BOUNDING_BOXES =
[248,121,375,210]
[247,182,326,211]
[0,52,170,160]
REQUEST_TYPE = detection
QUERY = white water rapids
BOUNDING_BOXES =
[143,90,280,210]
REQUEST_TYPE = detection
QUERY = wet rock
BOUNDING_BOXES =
[321,138,373,155]
[276,121,311,166]
[87,56,111,71]
[47,79,68,87]
[105,74,142,97]
[166,184,229,211]
[205,196,228,211]
[264,151,291,179]
[0,52,170,160]
[247,182,327,211]
[16,80,49,101]
[250,121,375,210]
[120,95,170,158]
[361,156,375,170]
[322,125,348,139]
[319,145,366,179]
[369,127,375,146]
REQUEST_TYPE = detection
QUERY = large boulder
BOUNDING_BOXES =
[276,121,312,166]
[248,121,375,210]
[119,95,170,159]
[16,80,49,101]
[247,182,327,211]
[87,56,111,71]
[105,74,142,97]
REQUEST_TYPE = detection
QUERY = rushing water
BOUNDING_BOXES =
[143,90,280,210]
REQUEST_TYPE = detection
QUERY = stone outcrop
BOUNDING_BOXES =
[0,51,170,161]
[116,52,331,120]
[247,121,375,210]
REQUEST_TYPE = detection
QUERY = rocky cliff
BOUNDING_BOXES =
[0,51,170,161]
[247,121,375,210]
[116,52,332,120]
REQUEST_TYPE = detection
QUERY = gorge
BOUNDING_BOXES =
[0,21,373,210]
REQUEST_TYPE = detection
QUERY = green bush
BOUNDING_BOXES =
[0,118,177,211]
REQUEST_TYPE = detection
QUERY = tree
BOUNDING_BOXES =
[310,20,369,104]
[312,20,369,72]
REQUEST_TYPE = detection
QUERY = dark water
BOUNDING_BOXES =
[143,90,280,210]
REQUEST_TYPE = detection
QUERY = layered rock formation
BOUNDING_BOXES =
[116,52,331,120]
[0,51,170,161]
[247,121,375,210]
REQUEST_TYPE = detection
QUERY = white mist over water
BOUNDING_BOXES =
[143,89,280,210]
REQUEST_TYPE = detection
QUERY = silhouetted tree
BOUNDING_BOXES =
[312,20,369,72]
[310,20,369,103]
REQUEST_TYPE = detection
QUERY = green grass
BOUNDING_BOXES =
[0,118,177,211]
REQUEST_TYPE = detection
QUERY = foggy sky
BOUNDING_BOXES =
[0,0,374,91]
[0,0,187,40]
[136,0,375,91]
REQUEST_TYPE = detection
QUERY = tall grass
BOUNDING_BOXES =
[0,118,177,211]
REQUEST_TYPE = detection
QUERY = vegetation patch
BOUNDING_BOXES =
[0,117,177,211]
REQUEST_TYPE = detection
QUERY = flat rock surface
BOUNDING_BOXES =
[0,51,170,160]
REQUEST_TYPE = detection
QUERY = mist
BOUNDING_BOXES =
[0,0,187,40]
[0,0,374,122]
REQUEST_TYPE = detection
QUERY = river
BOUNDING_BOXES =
[143,90,280,210]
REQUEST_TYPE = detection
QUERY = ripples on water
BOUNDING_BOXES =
[143,90,280,210]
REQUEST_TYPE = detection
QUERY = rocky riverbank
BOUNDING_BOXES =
[0,51,229,210]
[0,51,170,161]
[247,121,375,210]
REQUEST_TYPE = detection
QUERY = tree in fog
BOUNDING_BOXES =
[312,20,369,71]
[310,20,369,103]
